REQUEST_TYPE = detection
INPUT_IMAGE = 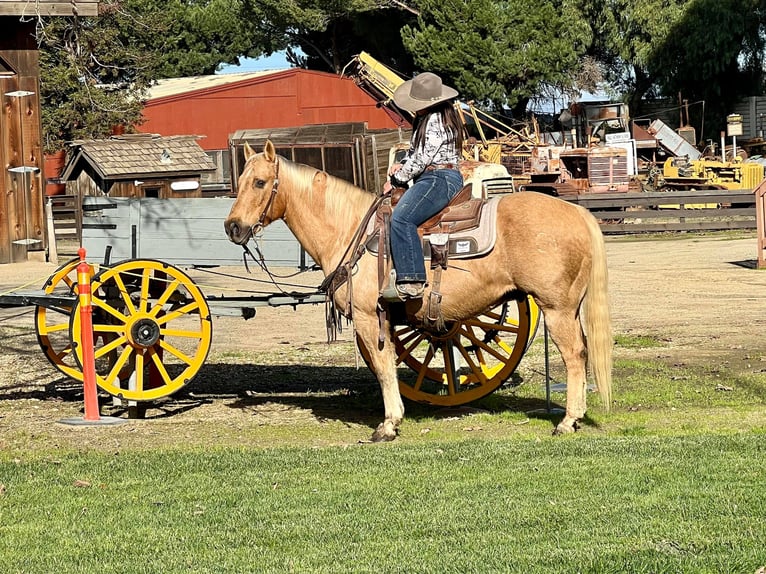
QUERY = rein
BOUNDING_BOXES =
[237,158,301,294]
[319,192,387,341]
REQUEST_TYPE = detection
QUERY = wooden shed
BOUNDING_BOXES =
[0,0,99,263]
[61,134,216,199]
[139,70,404,152]
[229,123,410,195]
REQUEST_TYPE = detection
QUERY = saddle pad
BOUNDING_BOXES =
[365,195,501,260]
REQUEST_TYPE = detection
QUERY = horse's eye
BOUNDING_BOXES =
[254,179,267,188]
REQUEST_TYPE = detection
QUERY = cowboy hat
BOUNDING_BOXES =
[393,72,458,113]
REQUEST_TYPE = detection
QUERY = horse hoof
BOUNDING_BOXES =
[553,421,577,435]
[371,423,397,442]
[371,430,396,443]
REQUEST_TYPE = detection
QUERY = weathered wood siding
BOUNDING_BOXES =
[0,17,45,263]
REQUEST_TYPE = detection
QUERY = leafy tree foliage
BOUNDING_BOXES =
[39,0,272,152]
[577,0,766,131]
[239,0,417,74]
[399,0,592,117]
[647,0,766,129]
[37,0,766,151]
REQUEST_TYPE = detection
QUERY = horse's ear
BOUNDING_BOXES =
[244,142,255,161]
[312,170,327,192]
[265,140,276,162]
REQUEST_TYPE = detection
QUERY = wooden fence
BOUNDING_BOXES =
[50,189,758,261]
[565,189,756,234]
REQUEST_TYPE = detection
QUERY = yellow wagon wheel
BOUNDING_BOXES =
[34,258,98,380]
[69,259,212,401]
[390,296,539,406]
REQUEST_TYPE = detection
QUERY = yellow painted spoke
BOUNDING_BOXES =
[54,346,74,361]
[94,335,128,359]
[148,347,172,384]
[150,278,182,317]
[496,339,515,355]
[458,326,509,362]
[139,268,151,313]
[158,338,194,365]
[111,272,136,315]
[412,345,435,393]
[443,343,458,396]
[45,322,70,333]
[104,345,133,383]
[455,341,488,385]
[394,326,421,347]
[160,327,204,339]
[156,301,201,324]
[465,316,520,334]
[93,323,128,334]
[92,296,129,323]
[397,331,427,364]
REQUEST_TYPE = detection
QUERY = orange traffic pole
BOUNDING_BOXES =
[77,247,101,421]
[59,249,124,426]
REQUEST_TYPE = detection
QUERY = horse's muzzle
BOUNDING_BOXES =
[224,218,252,245]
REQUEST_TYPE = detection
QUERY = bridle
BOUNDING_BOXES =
[238,156,286,280]
[247,156,280,240]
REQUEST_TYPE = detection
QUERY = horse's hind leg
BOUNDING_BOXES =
[543,308,588,434]
[354,316,404,442]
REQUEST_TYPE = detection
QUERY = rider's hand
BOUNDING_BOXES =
[388,163,402,176]
[382,180,393,195]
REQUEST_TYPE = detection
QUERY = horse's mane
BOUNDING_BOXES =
[279,156,376,224]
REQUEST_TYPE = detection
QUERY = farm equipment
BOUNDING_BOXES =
[654,156,764,192]
[2,195,540,409]
[521,145,632,197]
[342,51,540,183]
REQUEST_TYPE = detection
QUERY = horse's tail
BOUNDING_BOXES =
[581,209,613,411]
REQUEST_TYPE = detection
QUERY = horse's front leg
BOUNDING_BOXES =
[355,315,403,442]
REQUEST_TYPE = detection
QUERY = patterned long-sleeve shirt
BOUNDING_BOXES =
[391,112,461,186]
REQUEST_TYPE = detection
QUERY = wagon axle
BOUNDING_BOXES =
[128,317,161,348]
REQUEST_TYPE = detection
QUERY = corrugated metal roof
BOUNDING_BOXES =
[145,70,286,101]
[230,123,371,146]
[62,134,216,181]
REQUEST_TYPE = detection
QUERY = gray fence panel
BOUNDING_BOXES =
[82,196,312,268]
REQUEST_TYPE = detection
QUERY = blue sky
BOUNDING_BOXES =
[218,51,291,74]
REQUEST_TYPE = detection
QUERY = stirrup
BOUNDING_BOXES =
[380,269,403,302]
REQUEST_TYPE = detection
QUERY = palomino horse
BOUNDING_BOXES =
[225,140,612,441]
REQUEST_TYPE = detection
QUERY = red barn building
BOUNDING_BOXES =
[139,69,403,151]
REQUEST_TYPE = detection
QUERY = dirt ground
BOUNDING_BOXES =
[1,232,764,448]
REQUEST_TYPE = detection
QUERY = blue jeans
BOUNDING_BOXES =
[390,168,464,283]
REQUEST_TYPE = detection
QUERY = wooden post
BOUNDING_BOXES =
[755,179,766,269]
[45,197,58,263]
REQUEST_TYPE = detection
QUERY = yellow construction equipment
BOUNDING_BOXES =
[342,52,541,181]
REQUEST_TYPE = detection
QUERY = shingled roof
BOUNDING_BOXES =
[62,134,216,182]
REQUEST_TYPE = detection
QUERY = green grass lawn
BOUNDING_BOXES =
[1,434,765,573]
[1,329,765,573]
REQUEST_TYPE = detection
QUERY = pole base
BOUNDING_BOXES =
[58,416,126,426]
[549,383,598,393]
[526,407,566,416]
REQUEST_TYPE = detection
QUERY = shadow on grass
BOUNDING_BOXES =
[0,359,580,433]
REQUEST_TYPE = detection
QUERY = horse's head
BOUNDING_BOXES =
[224,139,282,245]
